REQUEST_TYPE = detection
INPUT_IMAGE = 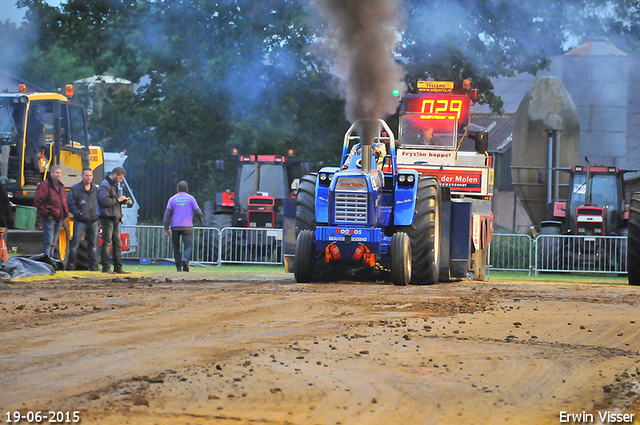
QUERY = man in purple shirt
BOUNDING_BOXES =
[164,181,204,272]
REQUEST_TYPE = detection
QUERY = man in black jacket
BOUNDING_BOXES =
[98,166,130,274]
[67,168,99,271]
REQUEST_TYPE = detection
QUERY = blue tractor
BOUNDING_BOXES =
[289,117,485,284]
[286,81,494,284]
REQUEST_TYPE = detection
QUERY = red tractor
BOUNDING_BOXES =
[540,161,630,271]
[207,150,310,262]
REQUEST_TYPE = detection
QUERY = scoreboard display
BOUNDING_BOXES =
[402,94,470,123]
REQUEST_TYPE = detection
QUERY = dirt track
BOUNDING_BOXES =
[1,271,639,425]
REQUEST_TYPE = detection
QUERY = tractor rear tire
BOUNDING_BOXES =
[295,174,317,234]
[628,192,640,285]
[404,176,441,285]
[294,229,315,283]
[204,201,215,227]
[211,214,233,262]
[390,232,411,286]
[537,224,562,272]
[76,239,89,270]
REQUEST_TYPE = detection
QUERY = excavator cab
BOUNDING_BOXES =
[0,87,101,202]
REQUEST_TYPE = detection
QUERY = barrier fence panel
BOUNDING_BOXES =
[121,226,626,273]
[535,235,627,275]
[192,227,220,265]
[121,225,170,260]
[489,233,534,273]
[120,225,221,265]
[219,227,283,265]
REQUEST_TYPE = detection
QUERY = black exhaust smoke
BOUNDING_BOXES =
[316,0,406,152]
[356,119,381,172]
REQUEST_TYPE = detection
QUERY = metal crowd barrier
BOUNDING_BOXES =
[489,233,628,275]
[121,225,626,274]
[120,225,283,266]
[121,225,172,260]
[534,234,627,275]
[489,233,534,274]
[218,227,283,265]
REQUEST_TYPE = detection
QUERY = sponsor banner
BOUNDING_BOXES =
[400,167,484,193]
[317,227,381,243]
[436,170,482,192]
[397,149,457,166]
[417,81,454,92]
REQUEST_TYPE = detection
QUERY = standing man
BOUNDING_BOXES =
[34,165,68,259]
[66,168,99,271]
[164,181,203,272]
[98,166,129,274]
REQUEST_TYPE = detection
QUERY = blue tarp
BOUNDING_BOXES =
[0,254,64,281]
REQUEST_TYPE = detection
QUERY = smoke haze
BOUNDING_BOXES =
[316,0,406,125]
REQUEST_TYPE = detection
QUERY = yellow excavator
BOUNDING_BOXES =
[0,84,105,265]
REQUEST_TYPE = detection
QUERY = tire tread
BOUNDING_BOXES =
[403,176,440,285]
[295,174,317,234]
[294,229,315,283]
[628,192,640,285]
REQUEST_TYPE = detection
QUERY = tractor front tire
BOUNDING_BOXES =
[295,174,317,235]
[390,232,411,286]
[628,192,640,285]
[404,176,441,285]
[294,229,315,283]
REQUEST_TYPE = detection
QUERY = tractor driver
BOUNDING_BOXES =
[341,140,387,171]
[424,127,451,147]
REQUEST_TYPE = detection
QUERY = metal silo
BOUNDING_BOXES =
[563,37,629,168]
[511,77,581,227]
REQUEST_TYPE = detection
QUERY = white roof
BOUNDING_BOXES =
[74,75,132,85]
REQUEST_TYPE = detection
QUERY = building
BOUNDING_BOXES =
[0,72,46,92]
[471,37,640,232]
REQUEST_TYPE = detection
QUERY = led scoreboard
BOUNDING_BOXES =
[402,94,470,123]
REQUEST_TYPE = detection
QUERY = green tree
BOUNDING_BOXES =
[399,1,568,112]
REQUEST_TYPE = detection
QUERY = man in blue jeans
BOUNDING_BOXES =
[164,181,203,272]
[98,166,130,274]
[34,165,68,260]
[66,168,99,271]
